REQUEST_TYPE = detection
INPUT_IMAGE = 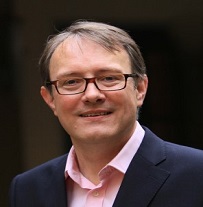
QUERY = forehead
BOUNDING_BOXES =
[49,37,131,78]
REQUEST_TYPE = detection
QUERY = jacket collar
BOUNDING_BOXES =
[113,127,170,207]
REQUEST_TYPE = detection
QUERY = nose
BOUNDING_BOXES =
[81,81,105,104]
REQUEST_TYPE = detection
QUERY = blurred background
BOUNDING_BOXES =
[1,0,202,206]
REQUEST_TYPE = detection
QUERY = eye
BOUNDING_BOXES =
[97,74,123,87]
[64,79,76,85]
[101,75,120,82]
[61,78,83,88]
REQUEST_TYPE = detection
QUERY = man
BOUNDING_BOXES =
[10,21,203,207]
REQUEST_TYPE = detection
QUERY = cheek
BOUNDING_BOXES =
[54,96,79,116]
[123,88,137,107]
[53,97,80,134]
[111,89,137,115]
[122,91,138,120]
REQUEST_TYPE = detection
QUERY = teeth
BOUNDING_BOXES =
[82,112,109,117]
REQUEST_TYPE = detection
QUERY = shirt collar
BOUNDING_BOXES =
[105,121,145,174]
[65,121,145,179]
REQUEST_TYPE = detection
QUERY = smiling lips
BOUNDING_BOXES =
[80,111,111,117]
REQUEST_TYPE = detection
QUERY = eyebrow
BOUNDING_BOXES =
[56,72,80,79]
[55,68,124,79]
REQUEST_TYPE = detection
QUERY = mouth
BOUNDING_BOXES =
[80,111,112,117]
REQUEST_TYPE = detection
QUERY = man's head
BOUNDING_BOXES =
[39,21,146,88]
[39,21,148,146]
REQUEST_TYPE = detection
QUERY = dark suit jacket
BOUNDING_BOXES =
[10,127,203,207]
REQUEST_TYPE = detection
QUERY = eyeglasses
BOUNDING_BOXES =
[46,73,139,95]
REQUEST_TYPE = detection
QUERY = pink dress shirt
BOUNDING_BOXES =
[65,121,145,207]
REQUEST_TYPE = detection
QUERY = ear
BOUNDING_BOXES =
[40,86,57,116]
[136,75,148,107]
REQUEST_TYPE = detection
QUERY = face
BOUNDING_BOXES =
[41,37,148,146]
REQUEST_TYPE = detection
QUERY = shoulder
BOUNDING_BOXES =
[164,140,203,169]
[10,154,68,206]
[12,154,68,184]
[142,126,203,167]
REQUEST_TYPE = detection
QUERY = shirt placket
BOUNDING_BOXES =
[85,186,106,207]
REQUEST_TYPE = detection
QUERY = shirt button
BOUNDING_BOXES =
[93,191,99,197]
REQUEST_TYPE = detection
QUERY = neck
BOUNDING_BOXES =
[72,138,128,185]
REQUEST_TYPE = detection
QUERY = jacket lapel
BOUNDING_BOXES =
[113,127,170,207]
[43,155,68,207]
